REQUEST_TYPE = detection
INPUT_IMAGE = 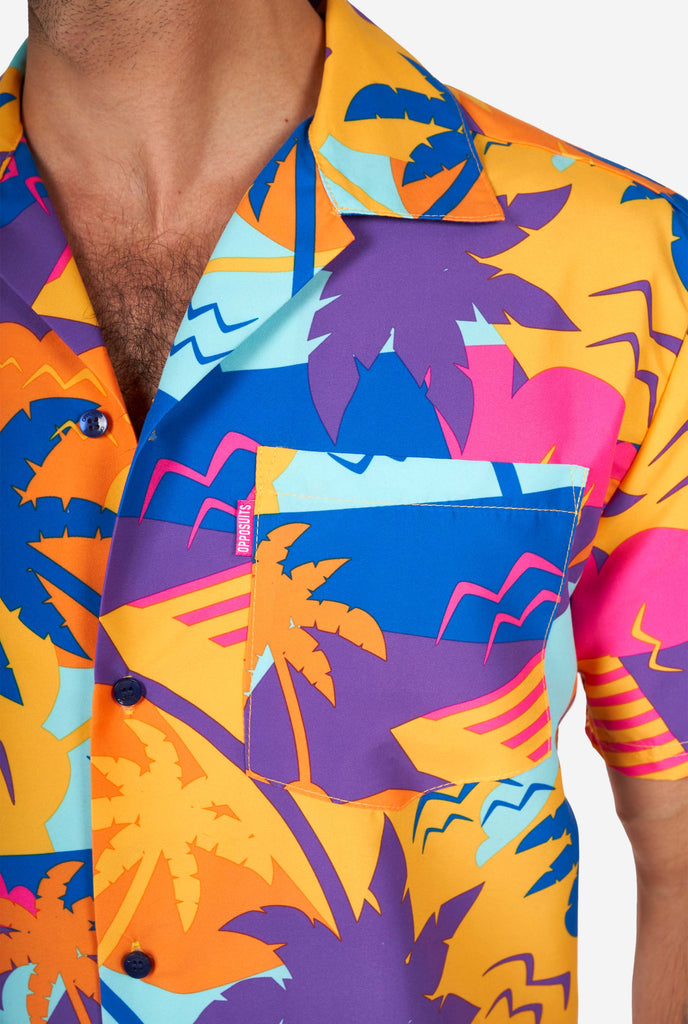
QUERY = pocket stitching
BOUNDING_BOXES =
[261,491,581,514]
[245,456,587,807]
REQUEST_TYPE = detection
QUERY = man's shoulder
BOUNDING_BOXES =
[446,83,688,325]
[451,83,687,218]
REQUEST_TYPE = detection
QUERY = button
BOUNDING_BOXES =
[112,676,145,706]
[122,950,153,979]
[78,409,109,437]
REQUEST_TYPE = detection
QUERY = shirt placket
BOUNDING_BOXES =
[88,119,355,994]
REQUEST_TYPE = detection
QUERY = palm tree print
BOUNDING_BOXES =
[2,395,116,661]
[0,861,98,1024]
[246,522,386,784]
[92,717,293,963]
[0,599,91,854]
[307,188,576,445]
[212,820,482,1023]
[516,798,579,938]
[345,54,482,217]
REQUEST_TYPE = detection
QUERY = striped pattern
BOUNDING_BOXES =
[581,657,688,778]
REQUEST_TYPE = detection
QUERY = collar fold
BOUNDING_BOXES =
[0,0,506,419]
[1,2,505,226]
[309,0,504,223]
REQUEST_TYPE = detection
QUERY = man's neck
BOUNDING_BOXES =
[22,0,326,237]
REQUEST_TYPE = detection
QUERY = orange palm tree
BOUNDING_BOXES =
[92,716,303,963]
[0,862,98,1024]
[0,601,91,854]
[247,522,386,784]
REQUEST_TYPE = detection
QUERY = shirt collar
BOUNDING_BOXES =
[0,0,504,225]
[0,1,506,422]
[309,0,503,222]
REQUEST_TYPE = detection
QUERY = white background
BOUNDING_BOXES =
[2,2,686,1021]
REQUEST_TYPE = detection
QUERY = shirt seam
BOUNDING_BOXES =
[461,108,688,213]
[265,493,580,513]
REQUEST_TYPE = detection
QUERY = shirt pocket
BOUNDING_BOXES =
[244,447,588,808]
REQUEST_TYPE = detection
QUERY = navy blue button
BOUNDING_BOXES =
[122,950,153,978]
[112,676,144,706]
[78,409,109,437]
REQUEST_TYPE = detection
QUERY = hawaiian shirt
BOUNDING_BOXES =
[1,0,687,1021]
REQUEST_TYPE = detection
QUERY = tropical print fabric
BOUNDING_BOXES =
[1,0,687,1020]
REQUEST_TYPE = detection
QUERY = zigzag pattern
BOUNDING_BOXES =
[412,783,478,841]
[631,602,681,672]
[436,552,563,661]
[588,331,658,423]
[485,951,570,1008]
[139,431,259,533]
[486,989,543,1023]
[22,365,106,395]
[481,782,554,826]
[591,279,683,354]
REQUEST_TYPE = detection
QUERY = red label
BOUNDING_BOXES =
[234,499,255,557]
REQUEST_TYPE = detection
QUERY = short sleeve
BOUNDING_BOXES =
[571,303,688,780]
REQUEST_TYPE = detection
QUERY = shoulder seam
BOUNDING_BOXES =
[452,85,685,207]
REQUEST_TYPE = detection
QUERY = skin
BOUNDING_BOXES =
[22,0,326,433]
[24,0,325,229]
[605,766,688,1023]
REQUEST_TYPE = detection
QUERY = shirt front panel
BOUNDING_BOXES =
[2,3,688,1022]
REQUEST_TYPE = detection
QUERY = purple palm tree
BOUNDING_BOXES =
[307,188,577,446]
[203,819,484,1023]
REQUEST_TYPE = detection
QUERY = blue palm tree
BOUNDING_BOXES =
[345,55,482,218]
[516,799,579,937]
[0,398,115,676]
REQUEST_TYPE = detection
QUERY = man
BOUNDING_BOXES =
[1,0,686,1021]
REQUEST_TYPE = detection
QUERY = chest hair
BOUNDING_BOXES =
[72,234,215,437]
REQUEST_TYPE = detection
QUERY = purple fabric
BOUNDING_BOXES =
[651,417,688,462]
[1,199,66,305]
[0,740,14,804]
[43,316,104,356]
[308,198,577,442]
[100,517,248,613]
[248,630,542,801]
[208,819,482,1023]
[601,488,644,517]
[348,4,377,24]
[622,643,688,746]
[459,105,482,135]
[49,988,101,1024]
[592,281,683,355]
[590,546,609,573]
[0,280,52,338]
[511,357,529,396]
[569,505,601,563]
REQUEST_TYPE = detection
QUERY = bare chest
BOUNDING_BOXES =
[72,234,218,437]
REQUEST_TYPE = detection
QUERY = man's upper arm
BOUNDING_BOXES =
[607,769,688,880]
